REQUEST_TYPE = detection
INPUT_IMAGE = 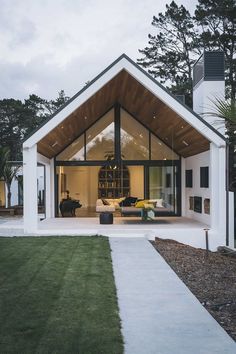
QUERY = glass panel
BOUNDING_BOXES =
[56,134,84,161]
[86,109,114,160]
[120,109,149,160]
[56,166,100,215]
[151,134,179,160]
[149,166,177,212]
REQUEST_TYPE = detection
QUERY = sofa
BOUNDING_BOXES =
[96,199,116,213]
[120,206,169,216]
[96,198,125,213]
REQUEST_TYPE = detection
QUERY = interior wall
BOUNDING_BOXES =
[185,151,210,225]
[60,166,99,208]
[129,166,144,199]
[0,181,5,207]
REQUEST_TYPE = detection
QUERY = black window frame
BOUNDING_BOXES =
[185,169,193,188]
[200,166,209,188]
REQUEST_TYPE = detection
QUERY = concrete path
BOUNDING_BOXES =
[110,237,236,354]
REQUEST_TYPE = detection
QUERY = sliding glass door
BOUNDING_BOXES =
[149,165,179,213]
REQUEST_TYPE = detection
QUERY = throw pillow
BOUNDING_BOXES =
[102,199,110,205]
[144,203,154,209]
[135,200,149,208]
[155,199,163,207]
[119,196,138,207]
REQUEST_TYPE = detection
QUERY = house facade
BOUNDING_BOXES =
[23,52,234,248]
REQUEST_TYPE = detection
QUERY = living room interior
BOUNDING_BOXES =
[55,106,180,217]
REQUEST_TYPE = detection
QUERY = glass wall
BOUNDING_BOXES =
[56,109,114,161]
[86,109,114,160]
[149,166,178,212]
[151,134,179,160]
[121,109,149,160]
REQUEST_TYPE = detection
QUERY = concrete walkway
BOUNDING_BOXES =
[109,237,236,354]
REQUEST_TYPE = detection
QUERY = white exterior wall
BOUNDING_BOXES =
[184,151,210,225]
[193,80,225,134]
[23,145,38,232]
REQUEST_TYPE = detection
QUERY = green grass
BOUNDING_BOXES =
[0,236,123,354]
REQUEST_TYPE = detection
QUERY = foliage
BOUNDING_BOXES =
[0,146,19,207]
[205,97,236,191]
[138,1,200,107]
[0,147,10,179]
[138,0,236,104]
[3,163,19,207]
[0,90,70,161]
[0,236,123,354]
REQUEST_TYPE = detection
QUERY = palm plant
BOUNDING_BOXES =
[206,98,236,191]
[0,147,19,207]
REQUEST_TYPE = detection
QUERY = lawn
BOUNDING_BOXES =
[0,236,123,354]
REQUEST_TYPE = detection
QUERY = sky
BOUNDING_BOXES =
[0,0,197,101]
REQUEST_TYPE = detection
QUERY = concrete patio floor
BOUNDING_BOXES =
[110,237,236,354]
[0,216,222,250]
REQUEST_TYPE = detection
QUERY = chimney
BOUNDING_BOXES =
[192,51,225,132]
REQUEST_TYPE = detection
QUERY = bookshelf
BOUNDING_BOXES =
[98,165,130,198]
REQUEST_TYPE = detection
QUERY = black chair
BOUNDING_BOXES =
[59,199,82,217]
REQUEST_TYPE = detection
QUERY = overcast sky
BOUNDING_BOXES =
[0,0,197,101]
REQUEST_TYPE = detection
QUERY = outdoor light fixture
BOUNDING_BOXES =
[51,141,58,148]
[84,116,88,120]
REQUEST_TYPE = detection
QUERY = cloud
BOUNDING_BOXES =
[0,0,198,100]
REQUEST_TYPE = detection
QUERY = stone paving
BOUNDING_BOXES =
[110,237,236,354]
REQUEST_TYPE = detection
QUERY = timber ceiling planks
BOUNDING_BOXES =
[37,70,210,158]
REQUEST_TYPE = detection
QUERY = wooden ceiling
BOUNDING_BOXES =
[37,70,210,158]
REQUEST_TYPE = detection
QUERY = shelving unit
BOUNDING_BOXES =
[98,165,130,198]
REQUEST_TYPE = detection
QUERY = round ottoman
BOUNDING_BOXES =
[100,212,113,224]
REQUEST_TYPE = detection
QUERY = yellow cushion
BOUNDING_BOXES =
[135,200,149,208]
[144,203,154,209]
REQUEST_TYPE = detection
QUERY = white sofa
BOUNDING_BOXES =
[96,197,125,213]
[96,199,115,213]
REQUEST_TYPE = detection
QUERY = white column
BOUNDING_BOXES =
[210,143,226,237]
[229,192,235,248]
[23,145,38,233]
[181,157,186,216]
[50,159,55,218]
[45,163,51,218]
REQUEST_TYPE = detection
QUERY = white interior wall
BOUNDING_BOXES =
[129,166,144,199]
[185,151,210,225]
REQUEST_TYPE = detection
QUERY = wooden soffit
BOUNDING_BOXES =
[37,70,210,158]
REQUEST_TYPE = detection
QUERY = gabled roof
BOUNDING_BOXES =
[23,54,226,158]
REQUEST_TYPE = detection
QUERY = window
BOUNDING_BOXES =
[120,109,149,160]
[185,170,193,188]
[200,167,209,188]
[86,109,114,160]
[151,134,179,160]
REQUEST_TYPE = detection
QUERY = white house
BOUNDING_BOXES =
[22,52,234,248]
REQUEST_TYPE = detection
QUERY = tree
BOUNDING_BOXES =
[138,0,236,104]
[0,99,27,160]
[0,147,19,207]
[0,90,70,161]
[3,163,19,208]
[195,0,236,99]
[137,1,201,107]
